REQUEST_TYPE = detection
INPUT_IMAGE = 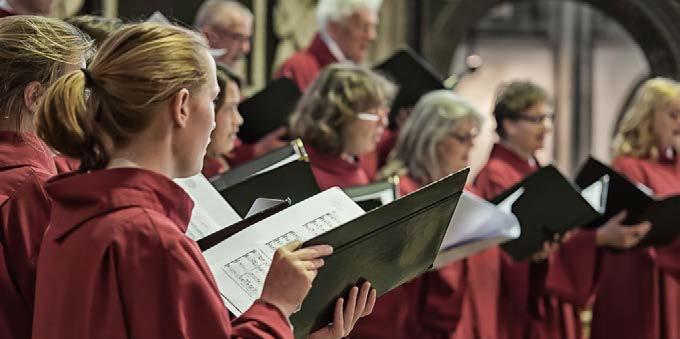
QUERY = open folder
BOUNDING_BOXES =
[491,165,605,260]
[433,190,522,268]
[575,157,680,247]
[201,168,468,337]
[342,176,400,211]
[210,139,307,189]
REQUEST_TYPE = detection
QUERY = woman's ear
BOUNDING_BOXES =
[23,81,43,114]
[171,88,191,128]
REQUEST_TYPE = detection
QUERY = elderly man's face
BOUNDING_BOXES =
[328,8,379,63]
[204,13,252,68]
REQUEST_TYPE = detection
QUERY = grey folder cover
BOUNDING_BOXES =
[290,168,469,337]
[342,178,399,211]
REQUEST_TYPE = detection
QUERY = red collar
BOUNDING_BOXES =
[45,168,194,240]
[0,131,57,174]
[489,143,539,174]
[307,33,338,69]
[305,146,361,175]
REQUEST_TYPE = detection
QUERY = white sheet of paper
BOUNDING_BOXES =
[581,175,608,214]
[434,190,522,266]
[175,174,242,241]
[203,187,365,316]
[350,188,396,206]
[245,198,288,218]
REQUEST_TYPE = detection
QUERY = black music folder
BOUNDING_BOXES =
[211,139,307,191]
[575,157,680,247]
[491,165,603,260]
[290,168,469,337]
[237,77,302,143]
[217,159,320,218]
[374,47,448,129]
[342,177,399,211]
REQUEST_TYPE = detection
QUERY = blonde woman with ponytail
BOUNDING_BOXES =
[0,15,93,339]
[32,22,375,339]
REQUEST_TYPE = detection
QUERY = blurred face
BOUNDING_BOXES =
[503,101,553,155]
[342,106,388,156]
[9,0,53,15]
[205,13,252,68]
[652,99,680,153]
[178,51,219,177]
[207,81,243,156]
[436,119,479,176]
[327,8,378,63]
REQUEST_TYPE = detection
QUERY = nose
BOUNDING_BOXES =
[242,40,251,55]
[234,108,244,127]
[367,26,377,42]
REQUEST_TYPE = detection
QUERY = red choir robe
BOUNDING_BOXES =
[589,155,680,339]
[53,154,80,173]
[0,131,56,339]
[203,155,229,179]
[32,167,293,339]
[350,174,465,339]
[460,143,579,339]
[227,137,256,167]
[305,146,370,190]
[276,33,338,92]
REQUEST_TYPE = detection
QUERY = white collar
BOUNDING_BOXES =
[0,0,13,13]
[320,30,347,63]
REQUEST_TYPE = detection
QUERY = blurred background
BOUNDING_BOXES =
[51,0,680,177]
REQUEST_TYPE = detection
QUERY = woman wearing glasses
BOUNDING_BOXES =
[350,90,480,338]
[289,63,395,189]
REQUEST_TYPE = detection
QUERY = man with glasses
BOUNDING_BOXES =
[276,0,382,91]
[195,0,252,70]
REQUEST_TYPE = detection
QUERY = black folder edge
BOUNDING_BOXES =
[197,199,291,252]
[575,157,680,247]
[219,159,320,217]
[491,165,602,260]
[210,139,307,190]
[293,168,469,336]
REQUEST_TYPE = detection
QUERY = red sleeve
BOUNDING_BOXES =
[2,169,51,308]
[117,212,293,339]
[408,262,466,338]
[545,229,599,307]
[275,53,317,91]
[228,139,256,167]
[53,155,80,174]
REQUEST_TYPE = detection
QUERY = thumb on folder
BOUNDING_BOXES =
[596,211,652,249]
[260,240,333,317]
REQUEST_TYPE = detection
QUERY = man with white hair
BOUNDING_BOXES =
[0,0,53,18]
[276,0,382,90]
[194,0,253,69]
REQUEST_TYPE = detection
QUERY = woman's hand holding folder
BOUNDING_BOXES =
[261,241,333,317]
[308,281,377,339]
[596,211,651,249]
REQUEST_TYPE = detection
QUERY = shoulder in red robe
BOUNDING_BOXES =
[32,168,293,339]
[0,131,56,339]
[275,33,337,92]
[305,146,370,190]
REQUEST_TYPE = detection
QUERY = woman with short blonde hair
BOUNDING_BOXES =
[289,63,395,189]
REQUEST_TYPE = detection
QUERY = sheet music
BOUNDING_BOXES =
[435,190,522,264]
[203,187,365,316]
[175,174,242,241]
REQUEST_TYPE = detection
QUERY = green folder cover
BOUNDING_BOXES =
[575,157,680,247]
[491,165,602,260]
[290,168,469,337]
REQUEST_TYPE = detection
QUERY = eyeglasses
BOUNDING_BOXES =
[516,113,555,124]
[357,112,389,126]
[448,131,479,144]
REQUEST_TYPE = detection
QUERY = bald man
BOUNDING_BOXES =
[195,0,253,69]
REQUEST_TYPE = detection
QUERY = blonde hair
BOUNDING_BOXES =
[493,81,548,138]
[380,90,482,183]
[0,15,93,131]
[37,22,210,171]
[289,63,396,155]
[613,77,680,158]
[65,15,124,46]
